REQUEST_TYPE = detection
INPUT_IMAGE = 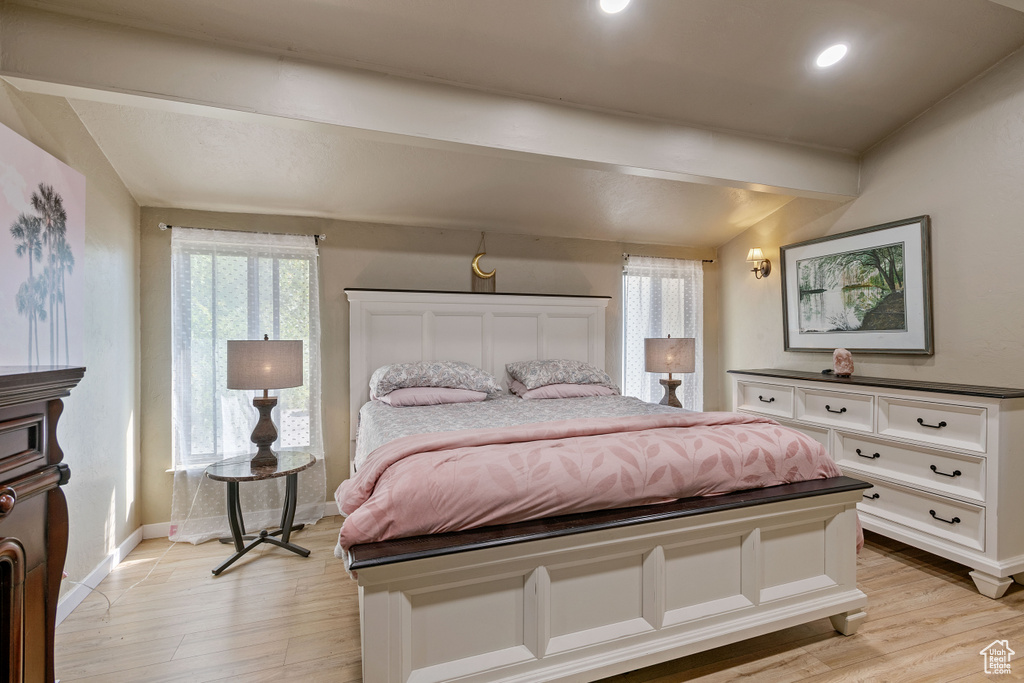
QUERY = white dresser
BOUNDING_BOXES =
[730,369,1024,599]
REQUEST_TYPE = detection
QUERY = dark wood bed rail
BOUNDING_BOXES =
[348,476,869,570]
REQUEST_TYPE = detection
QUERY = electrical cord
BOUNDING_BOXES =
[64,473,208,614]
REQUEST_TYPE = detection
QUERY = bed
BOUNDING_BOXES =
[340,289,868,683]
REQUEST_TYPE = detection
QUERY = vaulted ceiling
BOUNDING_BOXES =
[3,0,1024,245]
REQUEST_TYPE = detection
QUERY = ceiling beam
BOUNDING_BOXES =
[991,1,1024,14]
[0,4,859,200]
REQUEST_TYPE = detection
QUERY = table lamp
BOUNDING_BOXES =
[227,335,303,468]
[644,335,695,408]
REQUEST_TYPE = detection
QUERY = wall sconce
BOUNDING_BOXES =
[746,248,771,279]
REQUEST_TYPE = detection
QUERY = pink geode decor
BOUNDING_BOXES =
[833,348,854,377]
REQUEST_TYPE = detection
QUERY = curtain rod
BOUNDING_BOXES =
[158,222,326,245]
[623,253,715,263]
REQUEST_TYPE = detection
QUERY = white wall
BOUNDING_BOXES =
[719,45,1024,406]
[139,208,719,525]
[0,82,141,595]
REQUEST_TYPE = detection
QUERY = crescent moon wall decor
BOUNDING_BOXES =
[472,253,495,279]
[471,233,497,293]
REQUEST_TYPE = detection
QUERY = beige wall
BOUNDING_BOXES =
[139,208,718,524]
[719,45,1024,407]
[0,83,141,594]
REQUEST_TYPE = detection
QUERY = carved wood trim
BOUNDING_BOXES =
[46,399,63,466]
[0,367,85,409]
[0,539,26,683]
[45,489,69,683]
[8,468,60,503]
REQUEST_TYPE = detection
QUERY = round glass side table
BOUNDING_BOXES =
[204,450,316,576]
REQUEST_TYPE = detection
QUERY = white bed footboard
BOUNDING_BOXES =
[353,483,867,683]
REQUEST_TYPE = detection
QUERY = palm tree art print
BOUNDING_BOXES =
[8,183,76,366]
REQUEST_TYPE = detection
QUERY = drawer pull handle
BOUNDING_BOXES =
[929,509,961,525]
[856,448,881,459]
[758,395,775,404]
[930,465,962,478]
[917,418,948,429]
[0,488,15,517]
[825,405,847,414]
[862,492,879,500]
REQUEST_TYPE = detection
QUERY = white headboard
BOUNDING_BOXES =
[346,289,610,440]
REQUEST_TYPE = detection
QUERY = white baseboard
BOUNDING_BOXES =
[57,526,143,625]
[142,521,171,540]
[324,499,340,517]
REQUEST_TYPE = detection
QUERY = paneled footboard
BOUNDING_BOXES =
[350,477,869,683]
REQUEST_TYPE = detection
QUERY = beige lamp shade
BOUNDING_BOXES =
[227,339,303,390]
[644,337,696,374]
[746,248,766,263]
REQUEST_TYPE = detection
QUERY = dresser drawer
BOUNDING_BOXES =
[796,388,873,432]
[836,433,985,504]
[878,397,987,453]
[857,477,985,552]
[0,412,46,482]
[736,381,793,418]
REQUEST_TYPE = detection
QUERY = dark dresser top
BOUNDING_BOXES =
[727,368,1024,399]
[0,366,86,407]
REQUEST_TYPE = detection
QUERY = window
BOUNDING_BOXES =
[169,227,324,543]
[171,228,322,465]
[622,255,703,410]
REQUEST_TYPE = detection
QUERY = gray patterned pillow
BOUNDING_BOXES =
[506,359,618,391]
[370,361,502,397]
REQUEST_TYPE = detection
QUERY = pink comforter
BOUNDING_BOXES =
[336,411,847,550]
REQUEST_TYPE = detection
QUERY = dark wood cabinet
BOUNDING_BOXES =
[0,367,84,683]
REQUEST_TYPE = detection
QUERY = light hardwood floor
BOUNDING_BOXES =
[56,517,1024,682]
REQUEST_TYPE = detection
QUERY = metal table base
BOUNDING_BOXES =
[212,471,310,576]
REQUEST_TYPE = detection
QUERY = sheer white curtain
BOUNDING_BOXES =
[170,227,325,543]
[622,255,704,410]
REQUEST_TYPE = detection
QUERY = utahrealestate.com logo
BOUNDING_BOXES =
[980,640,1015,675]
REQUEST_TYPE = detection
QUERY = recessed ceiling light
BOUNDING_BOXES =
[600,0,630,14]
[815,44,848,68]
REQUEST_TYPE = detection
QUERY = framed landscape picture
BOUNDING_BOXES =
[780,216,933,354]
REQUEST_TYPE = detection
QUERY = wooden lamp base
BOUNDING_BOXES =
[250,395,279,469]
[659,378,682,408]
